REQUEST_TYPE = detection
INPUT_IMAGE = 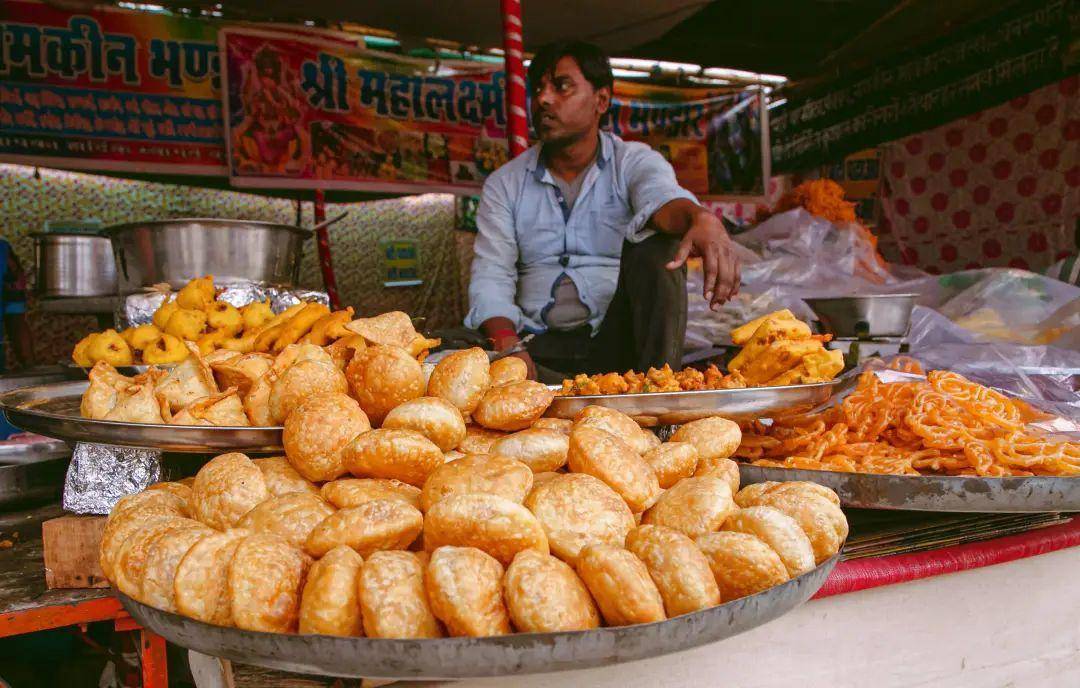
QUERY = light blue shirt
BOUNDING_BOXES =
[465,132,697,334]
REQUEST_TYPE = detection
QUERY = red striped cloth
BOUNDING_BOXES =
[816,518,1080,599]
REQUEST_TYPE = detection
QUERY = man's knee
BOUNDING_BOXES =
[621,234,683,270]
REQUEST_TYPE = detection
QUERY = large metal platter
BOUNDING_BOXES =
[546,380,839,425]
[0,381,282,453]
[117,554,836,679]
[739,464,1080,512]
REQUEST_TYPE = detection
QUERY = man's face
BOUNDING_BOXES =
[531,56,610,145]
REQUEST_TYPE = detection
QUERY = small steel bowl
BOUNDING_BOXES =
[806,294,916,338]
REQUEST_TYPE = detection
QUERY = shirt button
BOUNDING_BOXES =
[559,255,569,266]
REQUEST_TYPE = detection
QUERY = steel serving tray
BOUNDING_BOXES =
[117,553,837,679]
[545,380,839,425]
[0,381,282,453]
[739,464,1080,512]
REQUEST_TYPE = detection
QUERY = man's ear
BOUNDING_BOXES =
[596,86,612,118]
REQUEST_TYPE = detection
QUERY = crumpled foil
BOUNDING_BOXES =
[62,443,162,515]
[119,283,329,328]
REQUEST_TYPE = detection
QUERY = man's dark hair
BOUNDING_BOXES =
[527,41,614,93]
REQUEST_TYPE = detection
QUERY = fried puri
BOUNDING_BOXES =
[531,418,573,435]
[228,533,312,633]
[114,517,202,598]
[488,356,528,387]
[359,550,443,639]
[298,545,364,636]
[504,550,600,633]
[100,491,188,581]
[190,452,269,530]
[269,358,349,424]
[320,478,422,510]
[236,492,335,548]
[523,473,635,564]
[572,405,653,455]
[252,456,318,496]
[642,476,736,539]
[489,428,569,473]
[472,380,554,431]
[146,480,194,509]
[694,456,741,495]
[305,499,423,558]
[643,442,700,489]
[626,525,720,617]
[425,546,511,637]
[342,428,443,487]
[575,544,666,626]
[381,396,467,452]
[737,491,847,564]
[696,531,789,600]
[419,454,533,512]
[734,481,841,508]
[458,425,509,454]
[670,416,742,461]
[722,506,816,578]
[423,493,548,566]
[283,393,371,482]
[567,426,661,513]
[140,523,215,611]
[426,347,490,416]
[346,345,426,425]
[174,529,250,626]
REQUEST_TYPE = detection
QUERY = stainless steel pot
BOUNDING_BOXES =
[32,233,118,298]
[806,294,917,338]
[104,219,312,294]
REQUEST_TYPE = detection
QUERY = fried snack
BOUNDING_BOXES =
[693,456,741,495]
[343,428,443,487]
[300,308,354,347]
[204,301,243,336]
[81,362,132,419]
[490,428,569,473]
[210,352,272,398]
[572,405,653,455]
[347,345,426,425]
[101,488,189,579]
[426,347,491,416]
[252,456,318,496]
[642,476,736,539]
[532,418,573,435]
[575,544,665,626]
[567,427,661,513]
[72,333,96,366]
[472,380,555,431]
[146,480,194,509]
[345,311,439,357]
[113,517,201,597]
[489,356,528,387]
[730,309,798,345]
[267,303,331,353]
[425,546,511,637]
[269,358,349,425]
[733,481,840,508]
[444,450,466,462]
[85,329,134,366]
[459,425,509,454]
[643,442,700,489]
[298,545,364,636]
[359,550,443,639]
[324,334,367,371]
[419,454,533,512]
[305,499,423,558]
[239,299,275,332]
[155,343,218,412]
[104,378,167,423]
[626,525,720,617]
[283,393,370,482]
[197,328,233,356]
[727,315,812,373]
[236,492,336,548]
[503,549,600,633]
[424,493,548,566]
[174,529,250,626]
[722,506,815,578]
[382,397,467,452]
[143,334,190,364]
[176,275,216,310]
[140,523,215,611]
[523,473,635,564]
[163,308,207,342]
[190,452,269,530]
[170,389,249,426]
[228,533,311,633]
[696,531,789,600]
[152,297,180,331]
[320,478,422,510]
[736,489,847,564]
[671,416,742,461]
[122,323,163,352]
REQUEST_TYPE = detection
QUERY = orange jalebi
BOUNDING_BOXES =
[736,370,1080,477]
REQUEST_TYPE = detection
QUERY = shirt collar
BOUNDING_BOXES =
[529,132,612,182]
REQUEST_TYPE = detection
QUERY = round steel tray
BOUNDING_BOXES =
[0,381,282,453]
[546,380,839,426]
[61,363,163,380]
[117,553,836,679]
[739,464,1080,512]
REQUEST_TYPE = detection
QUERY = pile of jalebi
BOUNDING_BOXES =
[736,369,1080,477]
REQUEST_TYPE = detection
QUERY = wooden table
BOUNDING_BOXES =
[0,505,168,688]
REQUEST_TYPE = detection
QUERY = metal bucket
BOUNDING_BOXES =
[104,219,312,294]
[32,233,118,297]
[806,294,916,338]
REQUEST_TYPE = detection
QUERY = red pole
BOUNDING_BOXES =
[500,0,529,157]
[313,189,341,310]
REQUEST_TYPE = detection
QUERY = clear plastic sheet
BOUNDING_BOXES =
[62,443,162,515]
[120,283,329,327]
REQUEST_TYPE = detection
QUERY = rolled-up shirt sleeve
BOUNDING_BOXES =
[622,143,698,243]
[464,174,525,330]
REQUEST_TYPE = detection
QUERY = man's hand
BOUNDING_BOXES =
[481,316,538,380]
[665,210,741,310]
